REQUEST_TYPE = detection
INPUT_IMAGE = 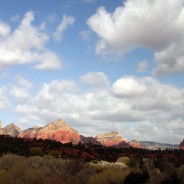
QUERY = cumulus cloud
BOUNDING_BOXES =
[87,0,184,75]
[112,76,147,97]
[53,15,75,41]
[3,73,182,143]
[0,11,62,70]
[0,21,10,39]
[80,72,109,88]
[15,75,33,89]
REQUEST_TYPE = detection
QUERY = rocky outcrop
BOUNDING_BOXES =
[95,131,130,147]
[0,121,5,135]
[180,139,184,150]
[19,119,80,144]
[80,135,101,145]
[3,123,21,137]
[129,140,142,148]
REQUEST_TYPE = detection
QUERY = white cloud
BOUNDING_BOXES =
[15,76,33,89]
[87,0,184,75]
[10,86,30,102]
[0,21,10,39]
[0,86,10,110]
[53,15,75,41]
[137,59,148,72]
[6,74,183,143]
[112,76,147,97]
[80,72,109,88]
[0,11,62,70]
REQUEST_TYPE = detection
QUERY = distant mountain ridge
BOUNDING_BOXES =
[0,119,181,149]
[139,141,179,150]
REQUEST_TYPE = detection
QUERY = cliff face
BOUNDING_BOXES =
[95,131,130,147]
[19,119,80,144]
[129,140,142,148]
[3,123,21,137]
[180,139,184,150]
[0,121,4,135]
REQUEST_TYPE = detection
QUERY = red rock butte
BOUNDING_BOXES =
[19,119,80,144]
[95,131,129,147]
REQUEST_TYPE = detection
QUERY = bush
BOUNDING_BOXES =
[30,147,43,156]
[88,167,131,184]
[124,171,150,184]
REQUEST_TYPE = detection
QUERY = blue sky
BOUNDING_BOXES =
[0,0,184,143]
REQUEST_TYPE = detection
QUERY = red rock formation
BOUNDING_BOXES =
[129,140,142,148]
[180,139,184,150]
[19,119,80,144]
[95,131,130,147]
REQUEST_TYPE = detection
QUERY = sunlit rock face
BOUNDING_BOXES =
[0,121,5,135]
[129,140,142,148]
[180,139,184,150]
[19,119,80,144]
[95,131,130,148]
[3,123,21,137]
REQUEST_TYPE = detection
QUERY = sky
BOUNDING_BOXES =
[0,0,184,144]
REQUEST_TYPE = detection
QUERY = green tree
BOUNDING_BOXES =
[30,147,43,156]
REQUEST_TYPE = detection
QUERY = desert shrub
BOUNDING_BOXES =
[159,161,175,174]
[124,171,150,184]
[49,150,59,157]
[88,167,132,184]
[9,160,27,183]
[0,169,13,184]
[148,168,167,184]
[63,159,86,175]
[43,175,64,184]
[30,147,43,156]
[0,154,25,170]
[161,173,181,184]
[176,165,184,183]
[24,168,45,184]
[125,157,138,168]
[117,156,130,164]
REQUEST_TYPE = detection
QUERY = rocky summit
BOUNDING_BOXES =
[3,123,21,137]
[95,131,130,147]
[19,119,80,144]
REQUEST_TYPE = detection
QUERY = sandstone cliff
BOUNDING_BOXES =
[0,121,4,135]
[129,140,142,148]
[95,131,130,147]
[3,123,21,137]
[19,119,80,144]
